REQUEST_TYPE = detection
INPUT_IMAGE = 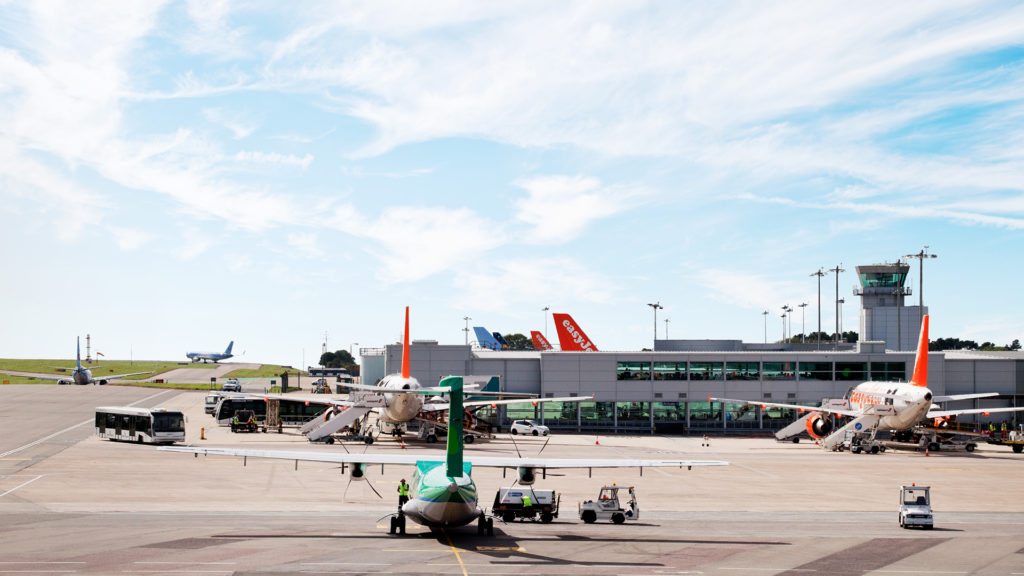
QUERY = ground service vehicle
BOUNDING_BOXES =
[579,485,638,524]
[222,379,242,392]
[492,488,559,523]
[95,407,185,444]
[899,484,933,529]
[231,409,259,433]
[510,419,549,436]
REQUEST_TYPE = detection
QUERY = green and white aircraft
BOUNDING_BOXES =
[161,376,728,535]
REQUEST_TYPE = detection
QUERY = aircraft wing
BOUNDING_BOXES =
[339,382,479,395]
[932,393,999,403]
[927,406,1024,419]
[157,446,727,469]
[423,395,594,412]
[232,393,356,408]
[100,371,153,380]
[0,371,68,382]
[710,396,860,418]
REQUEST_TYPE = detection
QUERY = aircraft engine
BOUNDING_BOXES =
[349,463,367,481]
[517,466,536,486]
[96,379,108,385]
[804,413,833,439]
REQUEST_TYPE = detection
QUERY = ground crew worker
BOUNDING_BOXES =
[397,479,410,510]
[521,493,533,519]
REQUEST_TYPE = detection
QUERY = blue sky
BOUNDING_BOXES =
[2,1,1023,367]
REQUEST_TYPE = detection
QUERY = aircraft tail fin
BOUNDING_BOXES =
[531,331,553,351]
[402,307,411,379]
[472,327,501,350]
[492,332,509,349]
[76,337,82,370]
[440,375,464,478]
[552,313,598,352]
[910,314,929,387]
[225,341,234,355]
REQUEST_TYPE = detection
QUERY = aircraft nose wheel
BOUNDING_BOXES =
[389,514,406,535]
[477,514,494,536]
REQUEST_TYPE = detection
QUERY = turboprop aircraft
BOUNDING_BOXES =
[258,307,589,443]
[0,337,150,385]
[161,375,728,535]
[712,315,1024,451]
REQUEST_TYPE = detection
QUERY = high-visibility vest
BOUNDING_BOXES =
[398,483,409,496]
[522,495,532,507]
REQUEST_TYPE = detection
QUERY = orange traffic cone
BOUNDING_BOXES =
[595,436,600,445]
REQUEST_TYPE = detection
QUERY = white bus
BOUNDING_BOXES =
[95,406,185,444]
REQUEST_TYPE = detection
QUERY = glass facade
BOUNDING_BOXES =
[726,362,759,380]
[859,271,907,288]
[541,401,577,426]
[579,402,616,428]
[616,402,650,428]
[652,402,685,421]
[689,361,723,380]
[617,361,651,381]
[870,361,907,382]
[653,362,687,380]
[762,362,796,380]
[835,362,867,381]
[798,362,833,380]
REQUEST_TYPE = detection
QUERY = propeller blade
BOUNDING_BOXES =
[537,435,551,455]
[510,434,523,459]
[365,476,383,499]
[343,476,353,501]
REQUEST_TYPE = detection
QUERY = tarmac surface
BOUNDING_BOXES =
[1,384,1023,575]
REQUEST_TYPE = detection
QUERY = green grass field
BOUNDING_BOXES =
[222,367,308,379]
[0,359,302,388]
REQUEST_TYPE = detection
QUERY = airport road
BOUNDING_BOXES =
[1,384,1023,575]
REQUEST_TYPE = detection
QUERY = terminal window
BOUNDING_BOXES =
[835,362,867,381]
[689,362,723,380]
[617,361,651,381]
[653,362,686,380]
[762,362,796,380]
[798,362,833,380]
[870,361,906,382]
[726,362,759,380]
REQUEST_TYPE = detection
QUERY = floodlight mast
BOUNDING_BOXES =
[762,310,768,344]
[827,265,845,350]
[798,303,808,343]
[463,316,472,346]
[810,269,826,350]
[905,246,938,327]
[647,302,663,347]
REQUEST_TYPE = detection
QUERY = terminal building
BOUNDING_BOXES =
[362,262,1024,434]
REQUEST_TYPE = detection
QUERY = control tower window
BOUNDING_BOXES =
[859,272,907,288]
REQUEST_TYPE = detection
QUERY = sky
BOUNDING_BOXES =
[2,1,1023,368]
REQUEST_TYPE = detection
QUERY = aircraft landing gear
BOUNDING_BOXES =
[477,513,494,536]
[389,513,407,535]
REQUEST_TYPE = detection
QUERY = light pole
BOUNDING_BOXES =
[542,306,550,339]
[350,342,359,359]
[828,265,845,350]
[837,298,845,340]
[762,310,768,344]
[892,286,908,351]
[647,302,663,346]
[810,269,825,349]
[905,246,938,326]
[780,312,787,342]
[664,318,670,339]
[799,302,807,343]
[462,316,472,346]
[782,305,792,342]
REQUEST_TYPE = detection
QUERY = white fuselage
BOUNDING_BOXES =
[847,381,933,430]
[377,374,425,423]
[400,464,480,528]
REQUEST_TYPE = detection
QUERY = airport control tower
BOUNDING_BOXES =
[854,262,924,351]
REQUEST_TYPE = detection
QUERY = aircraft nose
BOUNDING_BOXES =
[924,392,932,401]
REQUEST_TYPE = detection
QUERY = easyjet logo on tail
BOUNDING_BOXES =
[552,313,598,352]
[531,331,553,351]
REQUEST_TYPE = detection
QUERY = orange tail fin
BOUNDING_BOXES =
[552,313,598,352]
[401,306,410,379]
[910,314,929,387]
[531,331,553,351]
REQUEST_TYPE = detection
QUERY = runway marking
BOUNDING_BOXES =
[441,529,468,576]
[728,461,780,479]
[0,390,174,459]
[0,475,44,498]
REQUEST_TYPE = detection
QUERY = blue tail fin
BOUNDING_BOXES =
[76,337,82,370]
[225,341,234,355]
[439,376,464,478]
[473,327,501,350]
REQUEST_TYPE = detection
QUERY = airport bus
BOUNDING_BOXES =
[213,397,326,427]
[95,406,185,444]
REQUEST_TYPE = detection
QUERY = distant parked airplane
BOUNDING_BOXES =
[186,341,234,363]
[530,331,553,351]
[552,313,598,352]
[1,337,150,385]
[472,327,504,350]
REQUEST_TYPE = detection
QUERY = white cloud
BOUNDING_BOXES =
[454,258,615,313]
[513,175,642,243]
[204,107,258,139]
[107,226,154,251]
[287,232,325,259]
[234,150,313,169]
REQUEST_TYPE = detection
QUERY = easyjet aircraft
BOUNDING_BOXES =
[552,313,598,352]
[713,316,1024,451]
[530,331,553,351]
[162,375,728,535]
